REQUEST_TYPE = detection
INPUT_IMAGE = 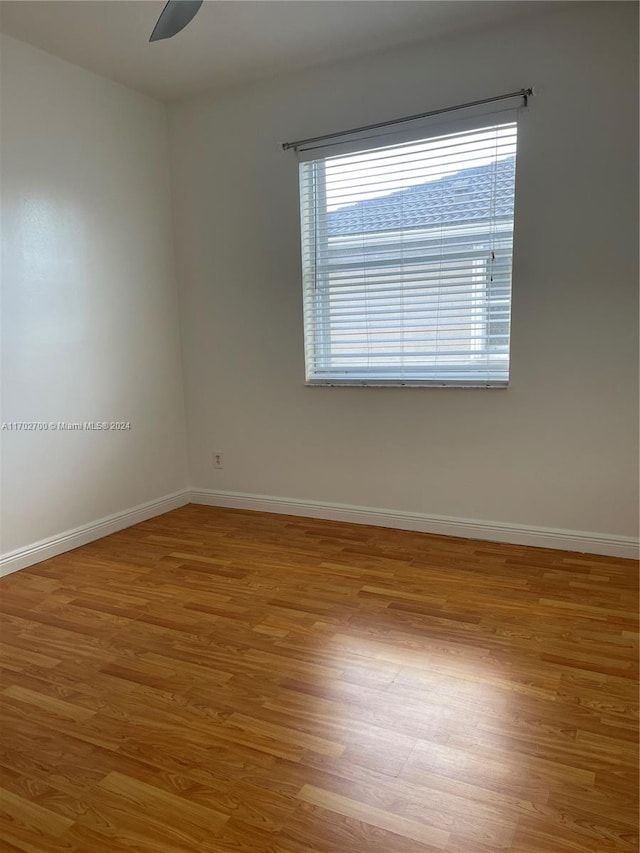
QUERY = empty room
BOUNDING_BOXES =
[0,1,638,851]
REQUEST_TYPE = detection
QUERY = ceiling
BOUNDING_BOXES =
[0,1,551,101]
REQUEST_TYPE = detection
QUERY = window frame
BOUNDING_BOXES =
[298,117,519,388]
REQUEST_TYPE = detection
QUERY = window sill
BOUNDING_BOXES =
[305,380,509,388]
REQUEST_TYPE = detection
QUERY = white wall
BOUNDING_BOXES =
[169,2,638,540]
[0,35,188,555]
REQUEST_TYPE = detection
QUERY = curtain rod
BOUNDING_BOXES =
[282,87,533,152]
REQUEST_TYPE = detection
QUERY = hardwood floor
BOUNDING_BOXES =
[0,505,637,852]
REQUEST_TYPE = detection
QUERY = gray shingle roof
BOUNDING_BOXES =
[327,156,515,236]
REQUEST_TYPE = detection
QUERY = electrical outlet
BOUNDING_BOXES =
[213,451,224,469]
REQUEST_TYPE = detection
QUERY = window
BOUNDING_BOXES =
[298,117,518,386]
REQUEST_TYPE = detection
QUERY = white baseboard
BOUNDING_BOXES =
[190,488,639,560]
[1,486,636,577]
[0,489,191,577]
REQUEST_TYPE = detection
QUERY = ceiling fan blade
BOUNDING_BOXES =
[149,0,203,42]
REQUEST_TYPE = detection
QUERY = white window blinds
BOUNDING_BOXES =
[298,116,519,386]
